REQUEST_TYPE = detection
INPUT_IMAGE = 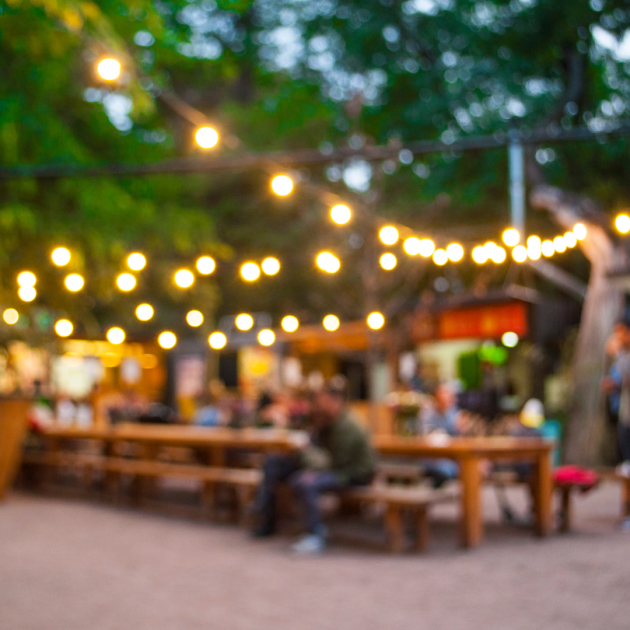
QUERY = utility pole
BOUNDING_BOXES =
[508,132,526,235]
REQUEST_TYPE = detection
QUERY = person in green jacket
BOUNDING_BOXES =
[251,378,376,554]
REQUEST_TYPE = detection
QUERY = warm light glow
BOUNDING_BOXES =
[127,253,146,271]
[158,331,177,349]
[17,271,36,287]
[107,327,125,345]
[55,319,73,337]
[616,214,630,234]
[573,223,587,240]
[65,273,84,292]
[271,174,293,196]
[527,235,541,249]
[380,253,397,270]
[186,310,204,327]
[51,247,71,266]
[3,309,18,325]
[472,246,488,264]
[541,240,555,257]
[235,313,254,331]
[209,331,227,350]
[196,256,216,275]
[116,273,136,292]
[502,331,519,348]
[261,257,280,275]
[527,246,541,261]
[97,58,121,81]
[490,246,507,264]
[446,242,464,262]
[135,304,154,321]
[18,286,36,302]
[195,126,219,149]
[367,311,385,330]
[403,237,421,255]
[433,249,448,266]
[323,314,340,331]
[553,236,567,253]
[281,315,299,333]
[564,232,577,248]
[502,228,521,247]
[240,262,261,282]
[330,204,351,225]
[258,329,275,346]
[174,269,195,288]
[418,239,435,257]
[316,252,340,274]
[512,245,528,263]
[483,241,497,258]
[379,226,399,246]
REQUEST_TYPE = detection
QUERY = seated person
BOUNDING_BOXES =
[251,378,376,554]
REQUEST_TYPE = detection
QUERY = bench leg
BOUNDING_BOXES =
[558,486,572,533]
[236,485,256,527]
[384,504,405,553]
[201,481,216,520]
[415,506,429,552]
[622,479,630,518]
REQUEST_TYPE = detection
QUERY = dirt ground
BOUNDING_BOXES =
[1,482,628,630]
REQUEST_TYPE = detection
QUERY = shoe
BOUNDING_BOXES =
[291,533,325,555]
[616,461,630,477]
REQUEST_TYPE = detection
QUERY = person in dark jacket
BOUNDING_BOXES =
[251,379,375,554]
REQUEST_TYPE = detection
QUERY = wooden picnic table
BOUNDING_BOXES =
[36,425,554,548]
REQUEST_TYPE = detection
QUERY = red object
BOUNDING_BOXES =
[553,465,599,492]
[438,302,528,340]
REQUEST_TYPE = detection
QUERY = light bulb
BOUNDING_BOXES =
[107,327,125,345]
[135,304,154,321]
[174,269,194,288]
[195,126,219,149]
[51,247,71,266]
[367,312,385,330]
[433,249,448,266]
[196,256,216,275]
[330,204,351,225]
[472,246,488,264]
[281,315,299,333]
[116,273,136,292]
[158,331,177,349]
[186,310,204,327]
[316,252,340,273]
[323,315,340,331]
[3,309,18,325]
[97,58,121,81]
[379,253,397,270]
[209,332,227,349]
[502,228,520,247]
[127,253,146,271]
[271,175,293,196]
[403,237,421,255]
[446,242,464,262]
[258,329,275,346]
[262,257,280,275]
[379,226,399,246]
[55,319,73,337]
[17,271,36,287]
[235,313,254,331]
[65,274,84,292]
[418,239,435,257]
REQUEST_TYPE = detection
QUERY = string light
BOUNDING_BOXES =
[240,262,261,282]
[97,58,121,81]
[258,329,275,346]
[135,304,154,321]
[195,126,219,149]
[403,237,421,255]
[116,273,136,292]
[541,240,555,257]
[51,247,71,266]
[366,312,385,330]
[502,331,519,348]
[18,286,36,301]
[158,331,177,349]
[196,256,216,275]
[281,315,299,332]
[209,331,227,349]
[127,253,146,271]
[316,252,340,273]
[446,243,464,262]
[3,309,18,325]
[502,228,520,247]
[573,223,587,240]
[271,175,293,196]
[472,246,488,264]
[323,314,340,331]
[616,214,630,234]
[261,257,280,275]
[379,226,399,246]
[379,253,397,270]
[17,271,36,287]
[418,239,435,257]
[107,327,125,345]
[490,246,507,263]
[235,313,254,331]
[186,310,204,327]
[330,204,351,225]
[55,319,73,337]
[174,269,195,288]
[564,232,577,248]
[65,274,84,292]
[553,236,567,253]
[512,245,527,262]
[527,236,541,261]
[433,249,448,266]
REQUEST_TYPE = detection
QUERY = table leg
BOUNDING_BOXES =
[209,446,225,467]
[459,456,482,548]
[533,451,553,537]
[622,478,630,518]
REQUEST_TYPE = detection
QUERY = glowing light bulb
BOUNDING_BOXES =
[127,253,146,271]
[18,286,36,302]
[107,327,125,345]
[527,235,541,249]
[116,273,136,292]
[472,246,488,264]
[433,249,448,266]
[367,312,385,330]
[55,319,73,337]
[403,237,421,255]
[258,329,275,346]
[235,313,254,331]
[446,242,464,262]
[541,240,555,257]
[262,257,280,275]
[553,236,567,253]
[17,271,36,287]
[323,315,340,331]
[135,304,154,321]
[196,256,216,275]
[186,310,204,327]
[616,214,630,234]
[512,245,527,263]
[379,226,399,246]
[195,126,219,149]
[316,252,340,273]
[158,331,177,349]
[418,239,435,257]
[380,253,397,270]
[491,246,507,264]
[271,175,293,196]
[573,223,587,240]
[64,274,84,292]
[330,204,351,225]
[51,247,71,266]
[3,309,18,325]
[240,262,261,282]
[502,332,519,348]
[97,58,121,81]
[209,332,227,349]
[564,232,577,248]
[281,315,299,333]
[527,246,541,261]
[174,269,194,288]
[502,228,521,247]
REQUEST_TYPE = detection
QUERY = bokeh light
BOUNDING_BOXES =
[65,273,84,292]
[323,314,340,331]
[174,269,195,288]
[433,249,448,266]
[553,236,567,253]
[18,286,36,302]
[17,271,36,287]
[158,331,177,349]
[196,256,216,275]
[195,126,219,149]
[330,204,351,225]
[472,246,488,264]
[446,242,464,262]
[127,253,146,271]
[316,252,340,273]
[51,247,71,266]
[135,304,154,321]
[240,262,261,281]
[512,245,528,262]
[116,273,136,291]
[107,327,125,345]
[616,214,630,234]
[281,315,299,333]
[564,232,577,248]
[209,332,227,349]
[541,240,555,257]
[271,175,293,196]
[379,253,397,270]
[367,311,385,330]
[97,58,121,81]
[186,310,204,327]
[258,329,275,346]
[379,226,399,246]
[262,257,281,275]
[235,313,254,331]
[418,238,435,257]
[502,331,519,348]
[502,228,521,247]
[573,223,587,240]
[55,319,73,337]
[3,309,18,325]
[490,246,507,264]
[403,237,421,255]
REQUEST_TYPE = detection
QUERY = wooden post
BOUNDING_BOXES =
[384,504,405,553]
[533,450,553,537]
[415,506,429,552]
[459,456,483,548]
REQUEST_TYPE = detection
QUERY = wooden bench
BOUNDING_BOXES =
[376,462,423,484]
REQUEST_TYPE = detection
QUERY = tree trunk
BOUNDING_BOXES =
[530,185,626,465]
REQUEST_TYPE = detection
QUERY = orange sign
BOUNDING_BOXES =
[438,302,528,340]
